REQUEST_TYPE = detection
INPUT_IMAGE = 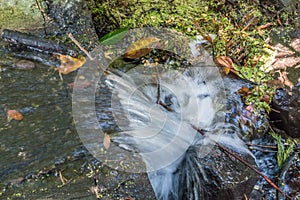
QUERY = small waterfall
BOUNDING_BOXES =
[106,64,254,199]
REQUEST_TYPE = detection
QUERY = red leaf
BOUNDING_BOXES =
[7,110,23,121]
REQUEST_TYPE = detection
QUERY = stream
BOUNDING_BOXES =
[0,31,299,199]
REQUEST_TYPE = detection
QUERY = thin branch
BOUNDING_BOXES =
[68,33,94,60]
[35,0,47,35]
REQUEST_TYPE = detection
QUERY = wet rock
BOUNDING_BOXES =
[249,136,279,200]
[180,145,259,200]
[45,0,98,48]
[14,59,35,70]
[282,154,300,199]
[0,0,43,32]
[54,157,66,165]
[270,83,300,138]
[94,165,156,199]
[223,76,269,139]
[71,146,91,160]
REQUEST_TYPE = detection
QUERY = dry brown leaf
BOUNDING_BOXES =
[277,70,294,89]
[203,34,213,44]
[260,94,271,103]
[103,133,111,150]
[266,79,285,88]
[7,110,23,121]
[68,80,91,90]
[55,54,86,75]
[215,56,234,75]
[123,37,160,59]
[238,87,251,96]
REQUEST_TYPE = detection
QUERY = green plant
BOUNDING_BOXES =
[270,131,294,169]
[99,28,128,45]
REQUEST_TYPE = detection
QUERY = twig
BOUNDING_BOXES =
[158,101,172,112]
[114,178,134,191]
[68,33,94,60]
[154,66,161,104]
[35,0,47,35]
[245,143,277,149]
[18,27,46,31]
[247,146,277,153]
[59,171,68,185]
[241,17,256,32]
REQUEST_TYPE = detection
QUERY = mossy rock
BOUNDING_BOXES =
[0,0,43,31]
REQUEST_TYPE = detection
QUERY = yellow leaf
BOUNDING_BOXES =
[123,37,160,59]
[55,54,86,75]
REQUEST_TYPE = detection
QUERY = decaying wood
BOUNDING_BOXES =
[2,29,76,56]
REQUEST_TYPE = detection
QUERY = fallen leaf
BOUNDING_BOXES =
[238,87,251,96]
[240,104,255,124]
[203,34,214,44]
[277,70,294,89]
[55,54,86,75]
[7,110,23,121]
[123,37,160,59]
[215,56,234,75]
[260,94,271,103]
[103,133,111,150]
[68,80,91,90]
[245,104,254,115]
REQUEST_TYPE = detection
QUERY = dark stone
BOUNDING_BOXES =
[270,83,300,138]
[283,154,300,198]
[45,0,98,49]
[180,145,259,200]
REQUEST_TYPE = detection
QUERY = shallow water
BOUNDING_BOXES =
[0,47,155,199]
[0,58,89,196]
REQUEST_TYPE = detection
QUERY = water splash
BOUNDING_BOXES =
[106,64,252,199]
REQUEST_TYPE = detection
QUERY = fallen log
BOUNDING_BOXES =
[1,29,77,56]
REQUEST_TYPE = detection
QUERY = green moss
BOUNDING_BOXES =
[89,0,296,113]
[0,1,42,31]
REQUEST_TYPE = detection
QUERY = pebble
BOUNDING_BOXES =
[15,59,35,70]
